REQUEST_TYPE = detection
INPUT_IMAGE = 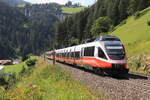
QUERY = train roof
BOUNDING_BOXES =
[94,35,120,41]
[55,36,122,52]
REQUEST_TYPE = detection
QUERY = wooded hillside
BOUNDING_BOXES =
[0,3,61,59]
[0,2,27,59]
[56,0,150,48]
[0,0,150,59]
[0,0,28,6]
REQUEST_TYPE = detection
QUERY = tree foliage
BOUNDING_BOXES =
[0,0,28,6]
[90,17,113,36]
[56,0,150,48]
[0,2,61,59]
[0,0,150,59]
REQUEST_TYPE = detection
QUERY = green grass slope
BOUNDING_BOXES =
[0,59,104,100]
[111,7,150,56]
[61,7,85,14]
[4,62,26,74]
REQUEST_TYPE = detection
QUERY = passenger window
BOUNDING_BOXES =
[84,46,95,57]
[98,48,107,59]
[75,52,80,59]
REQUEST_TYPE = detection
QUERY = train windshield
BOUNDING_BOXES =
[104,41,125,60]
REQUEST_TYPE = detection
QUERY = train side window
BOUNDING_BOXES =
[75,51,80,59]
[98,48,107,59]
[84,46,95,57]
[71,52,74,58]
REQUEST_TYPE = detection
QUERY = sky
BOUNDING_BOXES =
[24,0,96,6]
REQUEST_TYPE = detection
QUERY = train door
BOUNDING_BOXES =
[95,46,99,57]
[80,47,84,65]
[74,47,76,64]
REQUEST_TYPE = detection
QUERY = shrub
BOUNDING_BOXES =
[119,20,126,26]
[26,58,37,67]
[147,21,150,26]
[90,16,113,36]
[19,65,28,76]
[134,11,141,19]
[0,72,17,89]
[21,55,29,61]
[131,59,141,70]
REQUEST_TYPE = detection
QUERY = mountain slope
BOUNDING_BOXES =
[0,0,28,6]
[0,2,61,59]
[0,2,28,59]
[0,58,100,99]
[111,7,150,56]
[56,0,150,48]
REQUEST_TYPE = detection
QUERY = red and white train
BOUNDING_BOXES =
[46,36,129,75]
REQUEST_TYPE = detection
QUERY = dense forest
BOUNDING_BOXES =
[18,3,61,55]
[0,2,61,59]
[0,0,150,59]
[0,0,28,6]
[0,2,27,59]
[56,0,150,48]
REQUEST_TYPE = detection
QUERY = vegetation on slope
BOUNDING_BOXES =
[111,7,150,56]
[111,7,150,74]
[17,4,26,8]
[0,58,103,100]
[56,0,150,48]
[4,62,27,75]
[0,3,61,59]
[128,54,150,74]
[0,2,28,59]
[62,7,85,14]
[0,0,28,6]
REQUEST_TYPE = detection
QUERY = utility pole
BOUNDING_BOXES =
[53,49,55,65]
[43,40,46,61]
[53,33,56,65]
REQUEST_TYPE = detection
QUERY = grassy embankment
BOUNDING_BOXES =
[17,4,25,8]
[61,7,85,14]
[4,62,27,75]
[0,58,105,100]
[111,7,150,74]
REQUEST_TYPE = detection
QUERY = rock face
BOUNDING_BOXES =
[56,12,72,21]
[18,4,72,22]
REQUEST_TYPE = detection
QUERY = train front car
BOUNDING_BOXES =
[96,36,129,75]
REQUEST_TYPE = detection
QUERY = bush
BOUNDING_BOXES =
[19,65,28,76]
[0,72,17,89]
[90,17,113,36]
[119,20,126,26]
[26,58,37,67]
[147,21,150,26]
[134,11,141,19]
[21,55,29,61]
[131,59,141,70]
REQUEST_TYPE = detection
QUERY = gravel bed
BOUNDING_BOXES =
[48,60,150,100]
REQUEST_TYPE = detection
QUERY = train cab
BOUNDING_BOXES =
[95,36,128,74]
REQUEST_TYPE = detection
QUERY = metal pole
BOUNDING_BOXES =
[53,50,55,65]
[44,53,46,61]
[43,40,46,61]
[53,33,56,65]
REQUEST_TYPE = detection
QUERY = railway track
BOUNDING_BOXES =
[47,59,150,100]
